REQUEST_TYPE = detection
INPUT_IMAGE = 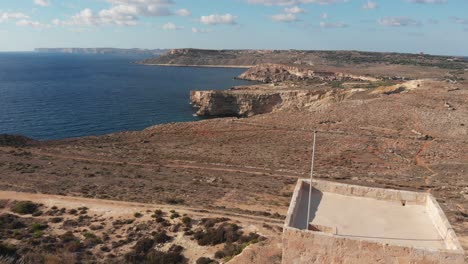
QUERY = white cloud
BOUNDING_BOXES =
[378,17,421,27]
[246,0,348,6]
[0,12,29,23]
[175,9,191,17]
[406,0,447,4]
[192,27,212,33]
[16,19,50,28]
[320,13,328,19]
[271,5,305,23]
[162,22,183,30]
[200,14,237,25]
[54,0,177,27]
[362,0,378,9]
[34,0,51,7]
[450,16,468,25]
[284,6,305,13]
[271,13,298,22]
[320,21,348,28]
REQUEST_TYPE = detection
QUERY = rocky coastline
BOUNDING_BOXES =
[189,63,406,118]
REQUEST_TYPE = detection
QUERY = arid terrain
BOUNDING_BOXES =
[0,49,467,263]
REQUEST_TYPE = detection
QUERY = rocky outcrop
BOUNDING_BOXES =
[190,88,360,117]
[237,64,379,83]
[237,64,315,83]
[190,91,282,117]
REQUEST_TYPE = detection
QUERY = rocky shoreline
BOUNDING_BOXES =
[189,63,415,118]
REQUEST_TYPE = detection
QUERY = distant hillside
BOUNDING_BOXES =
[140,48,468,70]
[35,48,168,56]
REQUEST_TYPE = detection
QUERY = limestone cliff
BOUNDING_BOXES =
[237,64,379,83]
[190,78,423,117]
[237,64,315,83]
[190,90,282,117]
[190,88,361,117]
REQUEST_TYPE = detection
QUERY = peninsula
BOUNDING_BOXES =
[35,48,168,56]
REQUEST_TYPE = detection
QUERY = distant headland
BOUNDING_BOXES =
[34,48,168,56]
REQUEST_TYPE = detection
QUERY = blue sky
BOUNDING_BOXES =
[0,0,467,55]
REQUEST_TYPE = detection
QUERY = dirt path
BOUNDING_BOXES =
[28,149,305,179]
[0,191,284,226]
[415,140,438,185]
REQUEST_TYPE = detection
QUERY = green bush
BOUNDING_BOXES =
[193,223,241,246]
[134,237,154,254]
[170,212,180,219]
[83,233,102,248]
[181,216,192,226]
[68,209,78,215]
[11,201,38,215]
[153,209,163,217]
[32,230,43,238]
[196,257,218,264]
[214,243,247,260]
[50,217,63,223]
[0,214,26,229]
[145,249,185,264]
[30,222,48,232]
[154,231,172,244]
[134,212,143,218]
[165,198,184,205]
[0,243,17,257]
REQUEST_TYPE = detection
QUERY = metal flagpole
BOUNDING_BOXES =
[307,131,317,229]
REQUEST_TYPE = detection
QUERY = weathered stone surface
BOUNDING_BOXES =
[237,64,378,83]
[190,88,359,117]
[282,180,465,264]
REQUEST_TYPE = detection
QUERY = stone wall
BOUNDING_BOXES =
[282,179,466,263]
[282,227,465,264]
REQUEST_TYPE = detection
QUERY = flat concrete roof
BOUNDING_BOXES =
[292,187,446,249]
[286,180,464,252]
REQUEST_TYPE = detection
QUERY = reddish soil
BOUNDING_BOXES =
[0,79,467,261]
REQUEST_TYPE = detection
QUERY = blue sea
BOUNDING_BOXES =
[0,53,252,140]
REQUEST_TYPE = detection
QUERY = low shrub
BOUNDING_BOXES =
[60,231,83,252]
[168,245,184,254]
[134,212,143,218]
[153,209,163,218]
[0,243,17,257]
[214,243,244,260]
[170,212,180,219]
[145,248,185,264]
[0,214,26,229]
[50,217,63,223]
[181,216,191,226]
[134,237,154,254]
[30,222,48,232]
[68,209,78,215]
[32,211,43,217]
[193,223,241,246]
[32,230,43,238]
[165,198,184,205]
[11,201,39,215]
[196,257,219,264]
[153,231,172,244]
[200,218,229,228]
